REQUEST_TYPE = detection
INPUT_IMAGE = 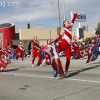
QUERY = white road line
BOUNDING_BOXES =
[2,72,100,83]
[2,72,55,79]
[67,78,100,83]
[14,73,55,79]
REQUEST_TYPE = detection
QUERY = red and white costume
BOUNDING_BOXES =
[72,40,81,59]
[0,47,5,56]
[5,45,12,63]
[16,40,27,61]
[55,13,76,74]
[6,44,12,55]
[95,34,100,40]
[0,59,8,72]
[18,44,24,61]
[32,39,42,65]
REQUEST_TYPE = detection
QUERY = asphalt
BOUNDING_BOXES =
[0,56,100,100]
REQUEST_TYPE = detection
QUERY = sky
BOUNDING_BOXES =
[0,0,100,33]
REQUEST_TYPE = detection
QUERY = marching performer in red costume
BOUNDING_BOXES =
[0,44,8,71]
[6,43,11,54]
[95,30,100,40]
[16,40,27,61]
[0,58,8,72]
[5,43,12,63]
[0,46,5,57]
[32,36,42,67]
[55,12,77,77]
[72,36,81,59]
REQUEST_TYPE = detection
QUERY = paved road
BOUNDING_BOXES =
[0,56,100,100]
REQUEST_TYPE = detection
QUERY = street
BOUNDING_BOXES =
[0,56,100,100]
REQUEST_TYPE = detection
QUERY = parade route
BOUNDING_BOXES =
[2,72,100,84]
[0,0,100,100]
[0,56,100,100]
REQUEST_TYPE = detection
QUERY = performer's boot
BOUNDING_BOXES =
[32,64,35,67]
[64,72,68,77]
[0,67,4,72]
[40,64,43,67]
[42,59,46,66]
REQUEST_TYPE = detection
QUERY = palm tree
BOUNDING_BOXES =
[82,26,86,31]
[97,22,100,31]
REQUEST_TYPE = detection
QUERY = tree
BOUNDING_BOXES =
[97,22,100,31]
[82,26,86,31]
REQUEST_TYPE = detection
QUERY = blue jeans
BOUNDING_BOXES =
[36,51,45,66]
[9,53,14,63]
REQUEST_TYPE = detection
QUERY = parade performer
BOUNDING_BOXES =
[95,29,100,40]
[54,12,77,77]
[6,43,13,63]
[42,41,65,77]
[35,44,45,66]
[32,36,42,67]
[0,58,8,72]
[0,46,5,57]
[0,47,8,61]
[86,38,100,63]
[72,36,81,59]
[16,40,27,61]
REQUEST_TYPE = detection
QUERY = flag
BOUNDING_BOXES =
[0,59,8,72]
[86,39,100,63]
[42,42,64,77]
[80,48,88,58]
[23,40,27,44]
[74,51,78,59]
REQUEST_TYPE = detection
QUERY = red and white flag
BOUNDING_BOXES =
[86,39,100,63]
[80,48,88,58]
[23,40,27,44]
[0,59,8,72]
[43,42,64,77]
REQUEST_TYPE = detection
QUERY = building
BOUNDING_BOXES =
[12,28,95,51]
[0,23,16,47]
[19,28,95,43]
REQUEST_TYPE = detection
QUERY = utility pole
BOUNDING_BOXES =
[57,0,61,29]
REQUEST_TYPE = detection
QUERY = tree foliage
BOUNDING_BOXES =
[97,22,100,31]
[82,26,86,31]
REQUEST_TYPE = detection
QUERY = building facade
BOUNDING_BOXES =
[0,23,16,47]
[19,28,95,45]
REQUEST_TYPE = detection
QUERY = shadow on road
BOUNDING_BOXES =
[91,62,100,64]
[67,65,100,78]
[5,67,25,72]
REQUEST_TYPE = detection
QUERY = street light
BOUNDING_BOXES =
[63,5,66,20]
[49,2,66,25]
[49,0,66,29]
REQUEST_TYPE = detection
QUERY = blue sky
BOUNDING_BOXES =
[0,0,100,33]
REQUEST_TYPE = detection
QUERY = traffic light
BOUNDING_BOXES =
[27,23,30,29]
[57,27,61,34]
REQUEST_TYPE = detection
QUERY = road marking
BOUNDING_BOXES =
[67,78,100,83]
[2,72,100,83]
[2,72,55,79]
